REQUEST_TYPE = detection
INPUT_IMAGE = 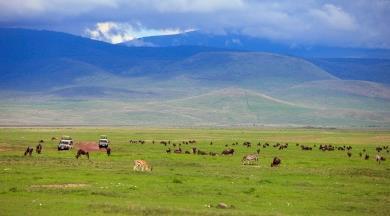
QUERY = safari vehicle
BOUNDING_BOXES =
[98,135,109,149]
[58,135,73,151]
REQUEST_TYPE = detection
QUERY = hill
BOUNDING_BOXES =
[0,28,389,127]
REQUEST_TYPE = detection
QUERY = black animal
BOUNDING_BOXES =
[106,147,111,156]
[76,149,89,159]
[36,143,42,154]
[166,148,171,153]
[301,145,312,151]
[221,149,235,155]
[185,150,191,154]
[347,152,352,158]
[365,154,370,160]
[271,157,281,167]
[192,148,197,154]
[24,147,33,156]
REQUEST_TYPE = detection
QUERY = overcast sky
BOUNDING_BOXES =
[0,0,389,47]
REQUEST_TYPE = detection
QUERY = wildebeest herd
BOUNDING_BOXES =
[23,138,388,172]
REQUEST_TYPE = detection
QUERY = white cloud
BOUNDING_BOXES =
[309,4,357,31]
[84,22,193,44]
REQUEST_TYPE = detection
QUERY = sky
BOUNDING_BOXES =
[0,0,389,47]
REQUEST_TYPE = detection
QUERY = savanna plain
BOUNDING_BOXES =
[0,127,389,215]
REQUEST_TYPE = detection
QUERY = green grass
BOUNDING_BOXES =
[0,127,389,215]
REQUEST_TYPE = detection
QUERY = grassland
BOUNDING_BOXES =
[0,127,389,215]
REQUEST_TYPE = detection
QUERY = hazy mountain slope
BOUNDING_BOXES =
[309,58,390,84]
[1,28,389,127]
[270,80,390,112]
[0,28,227,90]
[164,52,337,90]
[122,31,390,59]
[1,88,388,127]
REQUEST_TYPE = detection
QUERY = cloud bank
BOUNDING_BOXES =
[0,0,389,47]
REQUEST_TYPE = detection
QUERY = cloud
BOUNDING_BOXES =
[0,0,389,48]
[309,4,357,31]
[84,22,193,44]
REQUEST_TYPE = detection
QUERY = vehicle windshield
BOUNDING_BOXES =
[60,141,70,144]
[100,140,108,143]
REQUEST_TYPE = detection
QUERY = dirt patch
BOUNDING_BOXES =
[30,183,88,189]
[0,145,11,152]
[75,141,102,152]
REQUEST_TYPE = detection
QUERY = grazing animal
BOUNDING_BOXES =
[166,148,171,153]
[376,155,386,164]
[271,157,281,167]
[376,147,383,152]
[301,145,312,151]
[242,153,259,165]
[221,149,235,155]
[36,143,42,154]
[256,149,260,154]
[365,154,370,160]
[133,160,152,172]
[75,149,89,159]
[192,148,197,154]
[24,146,33,156]
[347,152,352,158]
[185,150,191,154]
[106,147,111,156]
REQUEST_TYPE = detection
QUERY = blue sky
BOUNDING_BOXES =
[0,0,389,47]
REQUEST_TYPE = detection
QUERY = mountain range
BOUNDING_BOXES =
[0,28,389,127]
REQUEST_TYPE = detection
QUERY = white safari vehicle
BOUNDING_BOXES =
[98,135,109,149]
[58,135,73,151]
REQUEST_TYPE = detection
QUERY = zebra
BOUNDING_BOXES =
[242,153,259,165]
[133,160,152,172]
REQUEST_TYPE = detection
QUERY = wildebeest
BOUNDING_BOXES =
[221,149,235,155]
[24,146,33,156]
[301,145,312,151]
[365,154,370,160]
[376,155,386,164]
[133,160,152,172]
[347,152,352,158]
[271,157,281,167]
[242,153,259,165]
[192,147,197,154]
[75,149,89,159]
[185,150,191,154]
[36,143,42,154]
[106,147,111,156]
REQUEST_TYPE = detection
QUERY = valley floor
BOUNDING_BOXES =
[0,127,389,215]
